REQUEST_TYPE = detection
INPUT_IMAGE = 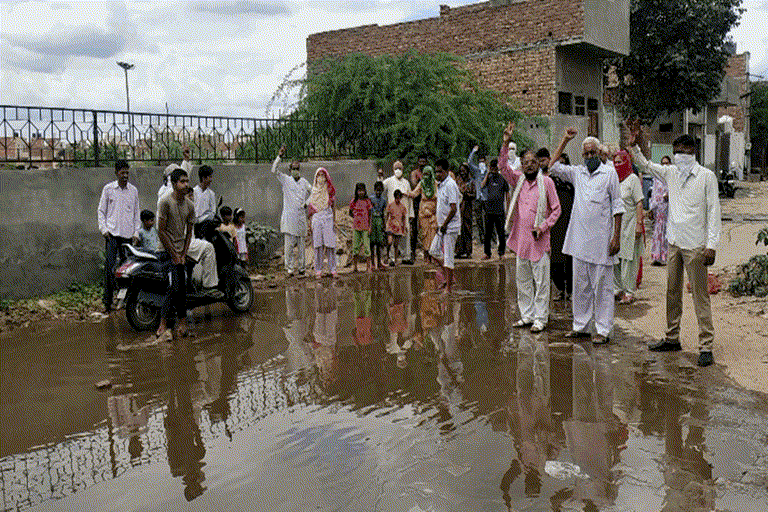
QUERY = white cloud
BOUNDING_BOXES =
[189,0,290,16]
[1,0,765,118]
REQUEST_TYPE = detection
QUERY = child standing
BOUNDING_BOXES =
[349,182,373,273]
[386,189,408,267]
[307,167,337,278]
[233,208,248,262]
[369,181,387,270]
[136,210,160,253]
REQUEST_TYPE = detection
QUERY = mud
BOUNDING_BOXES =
[1,264,767,511]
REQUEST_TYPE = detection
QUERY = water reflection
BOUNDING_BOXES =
[1,266,767,511]
[162,341,206,501]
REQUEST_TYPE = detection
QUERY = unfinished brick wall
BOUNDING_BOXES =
[718,53,749,132]
[306,0,582,116]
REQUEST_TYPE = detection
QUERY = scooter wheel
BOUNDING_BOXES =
[126,292,161,331]
[227,278,254,313]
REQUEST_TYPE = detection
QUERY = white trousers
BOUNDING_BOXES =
[516,253,550,324]
[284,234,306,272]
[188,238,218,288]
[572,258,614,337]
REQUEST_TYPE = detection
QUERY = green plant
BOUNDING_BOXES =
[245,222,277,247]
[610,0,743,124]
[292,51,539,166]
[729,228,768,297]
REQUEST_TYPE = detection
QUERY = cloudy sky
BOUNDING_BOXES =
[2,0,767,118]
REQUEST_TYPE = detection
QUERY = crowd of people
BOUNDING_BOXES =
[97,118,721,367]
[272,120,721,367]
[98,148,251,339]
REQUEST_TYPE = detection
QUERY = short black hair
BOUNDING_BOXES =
[673,134,696,149]
[559,154,570,165]
[374,180,384,190]
[535,147,550,159]
[490,158,498,169]
[140,209,155,222]
[170,168,188,184]
[115,159,129,172]
[435,158,449,171]
[198,165,213,181]
[394,189,403,199]
[219,205,232,217]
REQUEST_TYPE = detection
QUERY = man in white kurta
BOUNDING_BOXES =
[271,146,312,275]
[382,161,413,263]
[550,129,624,343]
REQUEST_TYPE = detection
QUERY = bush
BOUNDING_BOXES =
[245,222,279,266]
[728,227,768,297]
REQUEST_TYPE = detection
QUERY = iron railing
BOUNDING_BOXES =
[0,105,372,167]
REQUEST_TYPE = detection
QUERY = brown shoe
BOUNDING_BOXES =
[565,330,590,338]
[593,334,610,345]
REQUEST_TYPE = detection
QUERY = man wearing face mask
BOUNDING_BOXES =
[549,128,624,344]
[383,161,413,264]
[499,124,561,333]
[272,145,312,276]
[628,124,720,367]
[468,145,491,249]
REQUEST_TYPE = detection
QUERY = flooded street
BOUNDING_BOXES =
[2,264,767,512]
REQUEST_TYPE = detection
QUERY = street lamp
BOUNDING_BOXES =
[117,61,134,149]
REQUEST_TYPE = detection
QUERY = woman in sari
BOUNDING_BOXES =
[409,165,438,264]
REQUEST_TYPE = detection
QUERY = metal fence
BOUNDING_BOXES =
[0,105,371,167]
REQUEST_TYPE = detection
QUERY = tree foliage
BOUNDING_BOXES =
[611,0,744,123]
[293,52,537,167]
[750,82,768,169]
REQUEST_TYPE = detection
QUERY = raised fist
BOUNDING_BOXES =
[565,127,578,140]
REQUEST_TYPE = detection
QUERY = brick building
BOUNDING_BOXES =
[307,0,630,157]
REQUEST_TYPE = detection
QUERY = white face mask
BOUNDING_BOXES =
[394,169,403,179]
[479,162,487,172]
[673,153,696,173]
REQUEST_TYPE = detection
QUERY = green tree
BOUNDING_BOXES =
[294,52,537,167]
[750,81,768,170]
[611,0,744,123]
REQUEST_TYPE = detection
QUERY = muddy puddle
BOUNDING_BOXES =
[2,264,767,511]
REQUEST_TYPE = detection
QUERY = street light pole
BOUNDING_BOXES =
[117,61,134,150]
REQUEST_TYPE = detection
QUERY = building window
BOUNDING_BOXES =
[558,92,573,115]
[659,123,673,132]
[575,96,585,116]
[587,98,598,111]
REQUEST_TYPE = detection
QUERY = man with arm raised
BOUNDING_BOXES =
[627,123,720,367]
[549,128,624,344]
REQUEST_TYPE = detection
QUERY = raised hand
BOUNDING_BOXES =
[502,121,515,142]
[473,145,479,153]
[565,127,577,140]
[278,144,286,157]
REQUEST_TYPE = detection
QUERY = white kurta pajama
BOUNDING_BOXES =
[272,156,312,272]
[550,161,624,337]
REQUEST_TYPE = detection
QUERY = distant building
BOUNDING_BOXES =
[604,51,750,174]
[307,0,630,158]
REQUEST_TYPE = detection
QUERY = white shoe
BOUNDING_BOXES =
[530,321,545,333]
[287,269,294,276]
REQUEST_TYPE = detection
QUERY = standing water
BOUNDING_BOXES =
[1,264,767,511]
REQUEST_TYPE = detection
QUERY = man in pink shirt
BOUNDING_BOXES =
[498,123,561,332]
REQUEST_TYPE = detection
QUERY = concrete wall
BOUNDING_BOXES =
[0,160,377,299]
